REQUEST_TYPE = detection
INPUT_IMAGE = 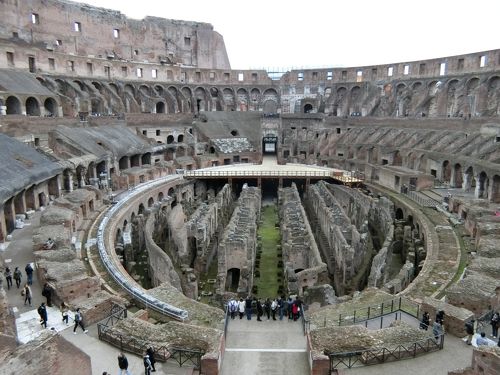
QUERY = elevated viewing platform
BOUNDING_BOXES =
[183,162,363,185]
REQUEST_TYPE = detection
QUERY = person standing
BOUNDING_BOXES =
[271,298,278,320]
[61,302,70,325]
[278,296,284,320]
[25,263,34,286]
[287,297,294,320]
[245,296,253,320]
[73,308,88,334]
[4,267,13,290]
[264,298,271,320]
[42,282,53,307]
[228,298,237,319]
[22,283,32,306]
[420,311,430,330]
[433,319,443,341]
[117,352,131,375]
[490,311,499,338]
[38,302,48,328]
[238,297,245,319]
[146,346,157,372]
[13,267,22,288]
[465,319,475,345]
[143,353,152,375]
[256,298,263,321]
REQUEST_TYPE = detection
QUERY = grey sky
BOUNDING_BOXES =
[81,0,500,70]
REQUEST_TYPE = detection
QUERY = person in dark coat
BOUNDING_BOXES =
[256,298,263,321]
[117,352,130,375]
[146,347,156,372]
[25,263,34,285]
[420,311,430,330]
[42,282,53,307]
[37,302,48,328]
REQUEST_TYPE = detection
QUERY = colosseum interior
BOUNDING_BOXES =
[0,1,499,374]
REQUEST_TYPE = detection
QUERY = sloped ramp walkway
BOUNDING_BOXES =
[221,317,309,375]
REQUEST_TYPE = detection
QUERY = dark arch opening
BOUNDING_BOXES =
[156,102,165,113]
[177,134,184,143]
[26,97,40,116]
[6,96,22,114]
[44,97,57,116]
[231,130,239,136]
[226,268,240,292]
[304,104,313,113]
[395,208,404,220]
[167,135,174,144]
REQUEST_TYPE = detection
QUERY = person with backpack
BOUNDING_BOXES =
[25,263,34,285]
[73,308,88,334]
[13,267,22,288]
[228,298,238,319]
[4,267,13,290]
[117,352,130,375]
[41,282,53,307]
[143,353,152,375]
[271,298,278,320]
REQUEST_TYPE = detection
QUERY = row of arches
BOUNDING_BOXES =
[3,95,59,116]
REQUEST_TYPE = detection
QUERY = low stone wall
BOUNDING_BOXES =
[421,297,474,336]
[449,347,500,375]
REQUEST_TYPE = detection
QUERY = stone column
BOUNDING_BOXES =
[67,172,74,192]
[474,175,481,199]
[449,167,456,188]
[462,173,471,192]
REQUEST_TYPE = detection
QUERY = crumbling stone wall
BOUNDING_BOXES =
[217,185,260,296]
[280,183,327,295]
[448,347,500,375]
[421,297,474,337]
[0,330,92,375]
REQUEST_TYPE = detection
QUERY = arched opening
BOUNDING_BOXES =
[453,163,463,188]
[147,197,154,207]
[177,134,184,143]
[158,192,164,201]
[130,154,140,167]
[6,96,22,114]
[138,203,145,215]
[44,97,57,117]
[478,171,489,199]
[304,103,313,113]
[442,160,452,183]
[119,156,129,170]
[395,208,404,220]
[26,97,40,116]
[226,268,240,292]
[167,135,174,144]
[465,166,475,192]
[156,101,165,113]
[141,153,151,165]
[38,192,47,207]
[393,151,402,166]
[491,175,500,203]
[230,130,239,136]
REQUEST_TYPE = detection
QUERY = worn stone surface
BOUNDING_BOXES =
[446,272,498,316]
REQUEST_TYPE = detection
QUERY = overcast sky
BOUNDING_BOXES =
[82,0,500,70]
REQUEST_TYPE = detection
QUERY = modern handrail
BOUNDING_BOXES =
[96,175,189,320]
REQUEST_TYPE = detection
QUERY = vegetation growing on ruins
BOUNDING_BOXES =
[254,205,282,298]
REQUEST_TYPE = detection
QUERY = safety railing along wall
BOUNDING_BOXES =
[328,334,445,370]
[97,304,204,370]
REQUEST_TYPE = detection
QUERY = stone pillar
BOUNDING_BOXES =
[79,167,87,187]
[449,167,456,188]
[474,175,481,198]
[463,173,471,192]
[68,172,74,192]
[0,105,6,116]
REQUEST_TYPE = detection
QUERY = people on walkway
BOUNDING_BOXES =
[278,296,284,320]
[287,297,293,320]
[433,319,443,341]
[22,283,32,306]
[420,311,430,330]
[465,319,475,345]
[117,352,131,375]
[146,346,156,372]
[37,302,48,328]
[271,298,278,320]
[238,297,245,319]
[245,296,253,320]
[73,308,88,334]
[42,282,53,307]
[13,267,22,288]
[490,311,499,338]
[61,302,70,325]
[264,298,271,320]
[228,298,238,319]
[256,298,263,321]
[25,263,34,285]
[4,267,13,290]
[143,353,152,375]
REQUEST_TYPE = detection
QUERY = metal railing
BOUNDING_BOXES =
[322,297,421,327]
[96,174,189,321]
[97,304,204,370]
[184,170,341,178]
[328,334,444,370]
